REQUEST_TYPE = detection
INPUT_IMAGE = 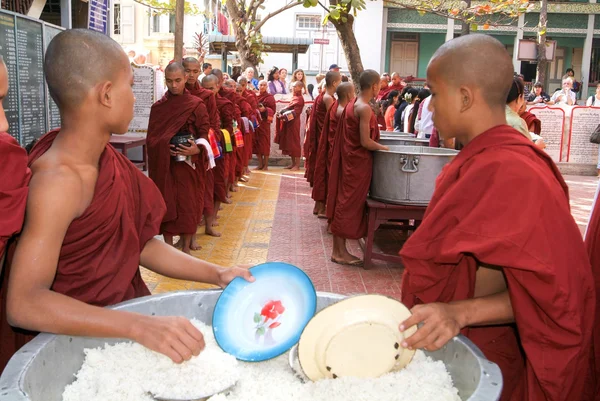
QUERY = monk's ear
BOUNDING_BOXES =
[458,85,474,112]
[99,81,113,108]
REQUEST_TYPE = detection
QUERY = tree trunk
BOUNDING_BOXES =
[174,0,184,61]
[331,13,364,84]
[460,0,471,35]
[536,0,548,86]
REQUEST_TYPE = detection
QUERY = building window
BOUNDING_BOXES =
[151,12,160,33]
[113,3,121,35]
[296,14,333,30]
[169,13,175,33]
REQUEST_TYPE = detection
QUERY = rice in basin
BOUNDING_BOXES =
[62,319,461,401]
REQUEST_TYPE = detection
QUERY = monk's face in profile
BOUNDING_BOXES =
[166,69,186,96]
[292,83,303,96]
[258,81,267,94]
[236,86,243,95]
[426,60,462,140]
[184,61,201,85]
[202,79,218,95]
[391,75,401,86]
[0,61,8,133]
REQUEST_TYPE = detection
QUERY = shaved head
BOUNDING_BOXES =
[202,74,219,94]
[223,79,236,90]
[45,29,130,109]
[237,76,248,85]
[359,70,380,91]
[182,57,200,68]
[211,69,224,85]
[428,34,513,108]
[325,71,341,87]
[165,62,185,76]
[336,82,354,102]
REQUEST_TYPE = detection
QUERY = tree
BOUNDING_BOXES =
[536,0,548,85]
[224,0,304,71]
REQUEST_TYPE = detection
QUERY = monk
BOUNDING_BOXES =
[235,82,254,178]
[584,190,600,401]
[328,70,388,266]
[306,74,329,188]
[311,71,341,217]
[217,75,245,191]
[0,56,30,266]
[398,34,595,401]
[321,82,355,227]
[238,77,259,174]
[377,72,404,101]
[3,30,253,371]
[147,63,209,254]
[183,57,221,237]
[203,73,234,215]
[224,79,253,185]
[254,80,276,170]
[277,81,305,171]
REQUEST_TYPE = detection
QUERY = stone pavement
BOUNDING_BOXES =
[143,169,599,299]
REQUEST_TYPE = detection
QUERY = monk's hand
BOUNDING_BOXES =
[130,315,206,363]
[398,303,463,352]
[176,139,201,156]
[216,265,255,288]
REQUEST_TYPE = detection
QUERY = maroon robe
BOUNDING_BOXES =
[400,126,595,401]
[520,110,542,135]
[584,189,600,401]
[328,99,379,239]
[277,94,305,158]
[312,100,339,203]
[0,129,166,372]
[306,93,326,186]
[147,90,210,235]
[219,88,245,182]
[243,89,259,161]
[254,92,276,156]
[0,133,30,258]
[214,94,234,202]
[377,82,404,101]
[186,82,220,216]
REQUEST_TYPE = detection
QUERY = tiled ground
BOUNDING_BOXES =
[143,168,599,299]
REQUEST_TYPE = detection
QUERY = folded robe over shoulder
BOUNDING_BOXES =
[277,94,305,158]
[312,100,339,203]
[0,132,30,258]
[147,90,210,235]
[329,99,380,239]
[254,92,276,156]
[306,93,326,186]
[214,94,235,203]
[400,125,596,401]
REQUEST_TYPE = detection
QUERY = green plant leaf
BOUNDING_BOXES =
[330,8,341,19]
[470,23,478,31]
[254,313,261,323]
[256,326,266,336]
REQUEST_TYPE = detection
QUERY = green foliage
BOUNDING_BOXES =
[136,0,201,15]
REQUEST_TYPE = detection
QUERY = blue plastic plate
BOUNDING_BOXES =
[212,262,317,362]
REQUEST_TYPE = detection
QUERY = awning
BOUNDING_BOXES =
[208,34,312,54]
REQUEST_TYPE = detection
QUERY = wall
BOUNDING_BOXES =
[417,33,444,78]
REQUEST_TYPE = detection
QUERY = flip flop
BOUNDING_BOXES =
[330,257,363,267]
[317,214,327,219]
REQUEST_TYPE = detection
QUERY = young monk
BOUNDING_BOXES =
[377,72,404,101]
[328,70,388,266]
[277,81,305,171]
[147,62,209,254]
[223,79,252,186]
[0,56,30,267]
[398,34,595,401]
[3,30,253,370]
[322,82,355,226]
[311,71,342,216]
[183,57,221,237]
[306,74,330,188]
[205,72,235,209]
[216,75,244,192]
[238,77,259,173]
[254,80,276,170]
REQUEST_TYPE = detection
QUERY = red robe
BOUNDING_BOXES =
[0,130,166,372]
[0,133,30,258]
[277,94,305,158]
[214,94,234,202]
[584,189,600,401]
[186,82,220,216]
[219,88,246,182]
[254,92,276,156]
[328,99,379,239]
[400,126,595,401]
[521,110,542,135]
[312,100,339,203]
[243,89,259,162]
[306,93,326,186]
[147,90,210,235]
[377,82,404,101]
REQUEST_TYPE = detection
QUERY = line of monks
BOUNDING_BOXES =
[0,29,599,401]
[146,58,276,254]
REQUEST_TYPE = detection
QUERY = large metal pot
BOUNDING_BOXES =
[371,145,459,205]
[379,136,430,146]
[0,290,501,401]
[379,130,414,137]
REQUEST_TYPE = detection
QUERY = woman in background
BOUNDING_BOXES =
[382,90,400,131]
[267,67,287,95]
[289,69,307,94]
[279,68,289,88]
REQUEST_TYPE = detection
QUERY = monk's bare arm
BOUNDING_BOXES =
[140,238,254,287]
[356,103,388,151]
[7,171,204,363]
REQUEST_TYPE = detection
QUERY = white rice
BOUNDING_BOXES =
[63,320,460,401]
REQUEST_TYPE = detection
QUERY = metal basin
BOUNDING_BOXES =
[371,145,459,205]
[379,136,430,146]
[379,130,415,137]
[0,290,501,401]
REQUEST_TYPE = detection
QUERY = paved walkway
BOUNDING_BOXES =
[143,169,599,299]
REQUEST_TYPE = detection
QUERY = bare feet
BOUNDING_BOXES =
[239,176,249,183]
[263,166,269,171]
[331,235,363,266]
[189,241,202,251]
[181,247,191,255]
[312,204,319,215]
[244,167,251,175]
[212,221,220,227]
[331,256,363,266]
[230,187,238,193]
[284,165,293,170]
[205,226,222,237]
[315,201,326,216]
[224,197,233,204]
[253,166,263,171]
[290,165,300,171]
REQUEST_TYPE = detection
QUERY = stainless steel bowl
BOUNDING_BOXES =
[0,290,502,401]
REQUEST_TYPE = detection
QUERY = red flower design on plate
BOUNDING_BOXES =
[254,300,285,340]
[260,300,285,321]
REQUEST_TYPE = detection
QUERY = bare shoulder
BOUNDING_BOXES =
[354,100,372,119]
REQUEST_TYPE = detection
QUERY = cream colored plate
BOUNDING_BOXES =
[298,294,417,381]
